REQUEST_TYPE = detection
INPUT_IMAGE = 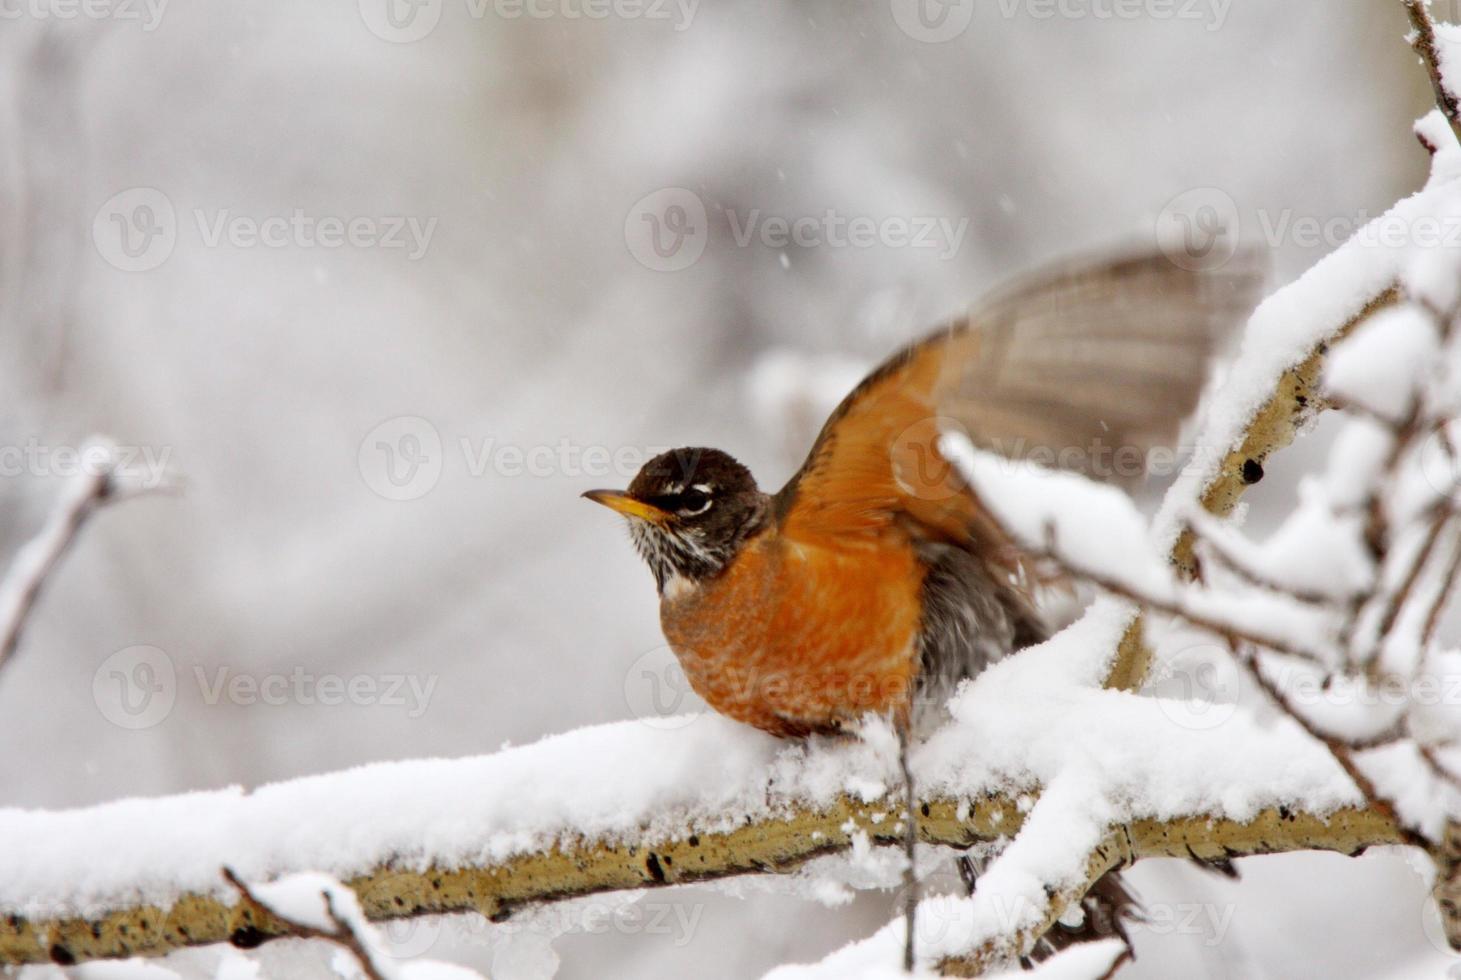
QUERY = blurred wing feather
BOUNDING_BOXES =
[774,250,1265,548]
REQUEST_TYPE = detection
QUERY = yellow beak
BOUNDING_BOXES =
[581,489,671,523]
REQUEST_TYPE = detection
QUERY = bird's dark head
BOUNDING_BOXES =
[583,447,767,593]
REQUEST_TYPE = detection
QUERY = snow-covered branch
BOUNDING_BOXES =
[0,707,1404,968]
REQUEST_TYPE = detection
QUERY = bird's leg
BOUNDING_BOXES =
[897,719,918,973]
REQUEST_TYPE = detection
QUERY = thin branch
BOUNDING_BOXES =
[1404,0,1461,149]
[1419,742,1461,794]
[1324,393,1408,431]
[222,868,389,980]
[1032,522,1331,667]
[1373,509,1455,645]
[0,458,115,676]
[1182,517,1343,607]
[1226,640,1429,849]
[1422,528,1461,645]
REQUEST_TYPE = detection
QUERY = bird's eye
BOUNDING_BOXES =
[677,488,712,515]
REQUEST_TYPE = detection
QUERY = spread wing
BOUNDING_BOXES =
[773,249,1265,549]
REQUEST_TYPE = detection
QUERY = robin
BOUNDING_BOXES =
[584,250,1262,739]
[585,249,1260,964]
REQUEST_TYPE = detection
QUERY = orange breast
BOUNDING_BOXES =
[660,529,925,737]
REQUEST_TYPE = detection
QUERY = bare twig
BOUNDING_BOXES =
[1373,510,1455,645]
[1324,393,1408,431]
[222,868,390,980]
[1182,517,1342,607]
[1404,0,1461,148]
[1419,742,1461,793]
[1226,641,1429,849]
[1032,522,1332,666]
[0,454,117,676]
[1422,528,1461,645]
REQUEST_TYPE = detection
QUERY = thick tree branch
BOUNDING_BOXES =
[0,794,1403,967]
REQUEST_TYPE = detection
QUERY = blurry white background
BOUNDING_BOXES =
[0,1,1451,976]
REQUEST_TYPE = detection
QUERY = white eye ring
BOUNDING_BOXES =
[680,484,714,515]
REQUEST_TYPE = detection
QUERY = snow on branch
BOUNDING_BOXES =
[0,706,1403,968]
